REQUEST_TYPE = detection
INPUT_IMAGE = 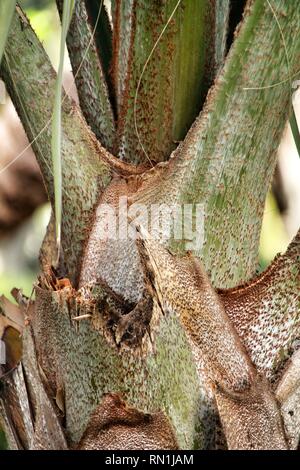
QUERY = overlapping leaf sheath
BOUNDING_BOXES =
[56,0,116,151]
[112,0,229,163]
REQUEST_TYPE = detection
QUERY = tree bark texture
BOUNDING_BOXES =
[0,0,300,450]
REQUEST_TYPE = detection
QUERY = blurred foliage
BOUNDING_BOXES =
[259,191,289,271]
[19,0,52,10]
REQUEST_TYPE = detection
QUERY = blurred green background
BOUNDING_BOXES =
[1,0,298,301]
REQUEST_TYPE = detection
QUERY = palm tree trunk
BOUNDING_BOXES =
[1,0,300,450]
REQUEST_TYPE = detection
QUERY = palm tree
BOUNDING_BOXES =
[0,0,300,450]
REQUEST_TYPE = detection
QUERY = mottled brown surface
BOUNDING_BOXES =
[0,296,23,378]
[0,103,47,238]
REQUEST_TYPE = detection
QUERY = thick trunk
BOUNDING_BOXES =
[111,0,230,164]
[1,0,300,451]
[0,102,47,238]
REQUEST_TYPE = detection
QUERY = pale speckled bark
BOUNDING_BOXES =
[0,101,47,237]
[77,0,300,448]
[0,7,149,282]
[135,226,288,449]
[76,393,179,450]
[215,0,230,69]
[0,299,67,450]
[0,330,68,450]
[56,0,116,152]
[133,223,300,448]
